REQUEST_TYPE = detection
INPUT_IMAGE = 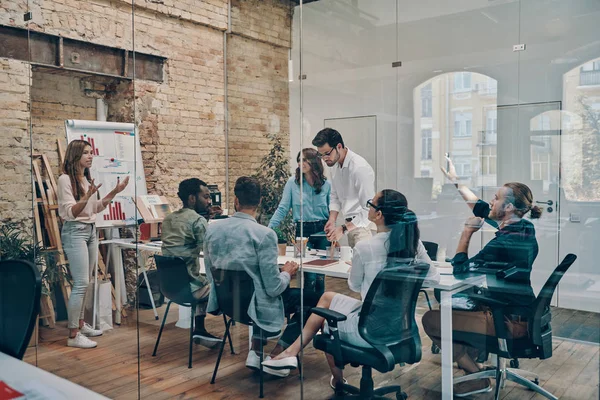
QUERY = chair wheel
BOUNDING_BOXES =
[431,344,440,354]
[510,359,519,368]
[396,391,408,400]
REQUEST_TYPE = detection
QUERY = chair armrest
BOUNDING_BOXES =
[311,307,347,369]
[311,307,347,325]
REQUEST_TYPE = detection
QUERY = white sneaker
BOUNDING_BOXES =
[80,322,103,337]
[67,332,97,348]
[245,351,290,377]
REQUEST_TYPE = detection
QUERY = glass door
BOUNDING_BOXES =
[496,102,561,302]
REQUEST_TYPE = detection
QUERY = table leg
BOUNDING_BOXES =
[138,250,159,320]
[92,229,100,330]
[440,290,453,399]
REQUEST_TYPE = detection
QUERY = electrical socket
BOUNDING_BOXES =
[513,44,526,52]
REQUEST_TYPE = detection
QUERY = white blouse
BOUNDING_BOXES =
[57,174,105,224]
[348,231,440,300]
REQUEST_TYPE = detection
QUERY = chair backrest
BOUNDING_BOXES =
[422,241,438,261]
[153,255,194,305]
[530,254,577,354]
[358,262,429,361]
[209,267,255,325]
[0,260,41,359]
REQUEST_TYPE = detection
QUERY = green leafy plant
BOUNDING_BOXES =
[272,227,288,244]
[253,132,294,243]
[0,222,70,296]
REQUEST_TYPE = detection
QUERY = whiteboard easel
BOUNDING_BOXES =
[65,120,149,326]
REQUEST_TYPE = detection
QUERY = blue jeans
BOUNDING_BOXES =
[61,221,97,329]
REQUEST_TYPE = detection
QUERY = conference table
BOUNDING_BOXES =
[0,352,109,399]
[104,238,484,399]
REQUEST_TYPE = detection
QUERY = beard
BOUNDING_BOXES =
[490,206,506,221]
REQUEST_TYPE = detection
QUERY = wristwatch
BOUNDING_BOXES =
[341,224,348,234]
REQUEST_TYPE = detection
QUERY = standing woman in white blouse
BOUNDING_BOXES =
[57,140,129,348]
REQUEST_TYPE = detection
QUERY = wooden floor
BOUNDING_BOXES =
[24,277,599,400]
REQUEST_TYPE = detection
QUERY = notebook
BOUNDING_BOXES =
[302,259,339,268]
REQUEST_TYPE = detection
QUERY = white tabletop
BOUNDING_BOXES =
[103,238,484,290]
[0,353,109,399]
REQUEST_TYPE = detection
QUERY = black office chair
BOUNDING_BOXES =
[0,260,41,360]
[420,241,438,311]
[209,267,280,399]
[420,241,441,354]
[312,262,430,399]
[152,255,210,368]
[453,254,577,400]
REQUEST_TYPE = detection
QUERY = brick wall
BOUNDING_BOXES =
[0,59,31,225]
[30,71,102,174]
[1,0,293,219]
[231,0,293,48]
[226,34,290,206]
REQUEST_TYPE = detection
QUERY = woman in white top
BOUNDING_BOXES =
[263,189,439,389]
[57,140,129,348]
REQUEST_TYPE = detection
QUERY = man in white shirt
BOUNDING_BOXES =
[312,128,375,248]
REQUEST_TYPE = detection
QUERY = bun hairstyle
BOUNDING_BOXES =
[503,182,543,219]
[378,189,420,262]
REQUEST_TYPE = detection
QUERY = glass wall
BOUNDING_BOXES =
[1,1,598,399]
[293,0,600,399]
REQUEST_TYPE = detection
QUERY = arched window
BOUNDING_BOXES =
[562,57,600,202]
[413,72,498,197]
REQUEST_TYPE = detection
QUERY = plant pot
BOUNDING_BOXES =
[277,243,287,256]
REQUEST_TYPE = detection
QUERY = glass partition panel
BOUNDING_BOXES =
[519,0,600,347]
[21,1,139,398]
[403,0,521,266]
[1,0,35,369]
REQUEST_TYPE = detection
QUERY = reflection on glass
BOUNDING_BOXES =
[414,72,499,196]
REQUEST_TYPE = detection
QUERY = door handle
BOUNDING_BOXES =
[536,200,553,206]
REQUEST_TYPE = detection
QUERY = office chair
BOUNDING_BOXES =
[0,260,42,360]
[209,267,280,398]
[453,254,577,400]
[313,262,430,399]
[152,255,211,368]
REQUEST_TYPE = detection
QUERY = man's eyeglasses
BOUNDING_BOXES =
[317,147,337,158]
[366,200,381,211]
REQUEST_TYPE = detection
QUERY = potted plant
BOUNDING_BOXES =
[253,132,294,243]
[272,227,288,256]
[0,222,70,325]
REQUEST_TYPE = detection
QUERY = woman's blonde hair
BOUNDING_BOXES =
[62,140,92,201]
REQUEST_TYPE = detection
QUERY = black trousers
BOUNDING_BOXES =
[278,287,322,347]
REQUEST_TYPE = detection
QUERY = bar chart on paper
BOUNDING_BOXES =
[104,201,126,221]
[80,134,101,156]
[99,196,136,226]
[66,120,147,227]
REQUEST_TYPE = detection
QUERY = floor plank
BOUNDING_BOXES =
[23,277,599,400]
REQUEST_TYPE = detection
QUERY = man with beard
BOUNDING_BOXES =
[422,164,542,396]
[312,128,375,248]
[161,178,221,347]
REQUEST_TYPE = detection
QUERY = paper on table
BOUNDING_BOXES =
[2,380,69,400]
[278,256,300,264]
